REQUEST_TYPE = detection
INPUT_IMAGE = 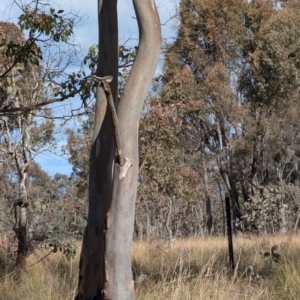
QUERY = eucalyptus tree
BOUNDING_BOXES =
[0,1,84,267]
[162,0,300,233]
[137,97,207,239]
[0,20,56,266]
[77,1,161,299]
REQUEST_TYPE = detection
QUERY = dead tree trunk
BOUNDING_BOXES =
[77,1,161,299]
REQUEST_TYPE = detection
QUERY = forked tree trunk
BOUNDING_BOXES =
[77,1,161,299]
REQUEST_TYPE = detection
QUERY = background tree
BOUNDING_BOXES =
[160,0,300,234]
[64,112,94,200]
[26,165,87,256]
[0,37,55,266]
[138,96,207,240]
[0,1,89,267]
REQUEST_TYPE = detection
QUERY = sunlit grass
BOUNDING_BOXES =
[1,235,300,299]
[132,235,300,299]
[0,245,79,300]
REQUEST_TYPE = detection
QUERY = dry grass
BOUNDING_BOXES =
[0,245,79,300]
[1,235,300,299]
[132,235,300,300]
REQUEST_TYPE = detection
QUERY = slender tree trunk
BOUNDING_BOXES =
[215,177,226,236]
[15,174,28,268]
[77,1,161,299]
[293,212,300,233]
[201,150,213,235]
[228,175,241,225]
[280,204,287,234]
[134,217,142,241]
[16,205,28,267]
[146,202,150,242]
[166,199,173,247]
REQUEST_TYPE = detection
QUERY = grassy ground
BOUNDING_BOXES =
[1,235,300,299]
[0,243,78,300]
[133,235,300,300]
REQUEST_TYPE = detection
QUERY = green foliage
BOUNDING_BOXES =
[56,44,138,109]
[0,2,87,116]
[2,37,42,66]
[240,187,286,233]
[118,45,137,70]
[0,6,74,73]
[83,45,98,73]
[63,44,139,197]
[63,111,94,198]
[30,174,87,242]
[28,171,86,260]
[18,8,73,43]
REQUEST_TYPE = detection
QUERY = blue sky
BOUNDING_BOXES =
[1,0,178,177]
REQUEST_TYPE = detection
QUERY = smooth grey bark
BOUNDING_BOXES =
[77,1,161,299]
